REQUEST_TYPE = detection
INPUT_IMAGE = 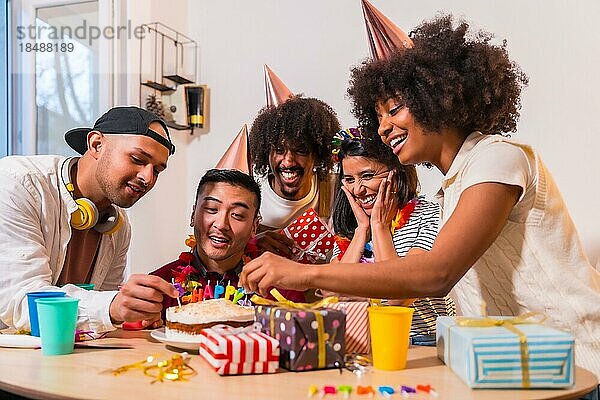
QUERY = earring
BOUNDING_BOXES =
[185,235,196,248]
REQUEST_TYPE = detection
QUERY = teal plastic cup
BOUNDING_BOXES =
[26,291,66,337]
[74,283,95,290]
[35,297,79,355]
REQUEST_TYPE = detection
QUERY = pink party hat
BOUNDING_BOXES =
[215,124,252,175]
[264,64,294,107]
[361,0,413,60]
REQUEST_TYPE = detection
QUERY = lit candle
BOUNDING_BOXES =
[214,284,224,299]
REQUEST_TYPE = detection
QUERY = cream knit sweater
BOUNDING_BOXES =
[437,132,600,378]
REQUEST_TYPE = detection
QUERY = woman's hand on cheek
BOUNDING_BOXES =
[341,185,370,230]
[370,171,398,228]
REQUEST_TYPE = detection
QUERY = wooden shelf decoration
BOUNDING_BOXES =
[139,22,200,130]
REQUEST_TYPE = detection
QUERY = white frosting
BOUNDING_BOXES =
[166,298,254,325]
[164,327,203,341]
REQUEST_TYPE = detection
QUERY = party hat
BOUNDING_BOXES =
[361,0,413,60]
[215,124,252,175]
[264,64,294,107]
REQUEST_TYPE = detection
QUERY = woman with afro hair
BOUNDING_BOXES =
[249,95,340,256]
[241,15,600,379]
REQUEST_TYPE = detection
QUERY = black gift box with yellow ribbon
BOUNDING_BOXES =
[253,290,345,371]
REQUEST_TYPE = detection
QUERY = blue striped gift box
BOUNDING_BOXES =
[436,316,574,388]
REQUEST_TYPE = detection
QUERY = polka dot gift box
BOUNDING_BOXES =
[254,295,345,371]
[282,208,334,264]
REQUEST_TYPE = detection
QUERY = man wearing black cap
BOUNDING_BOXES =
[0,106,179,334]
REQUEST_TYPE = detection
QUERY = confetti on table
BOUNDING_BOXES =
[109,353,196,383]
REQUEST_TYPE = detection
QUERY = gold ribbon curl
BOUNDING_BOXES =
[110,354,196,384]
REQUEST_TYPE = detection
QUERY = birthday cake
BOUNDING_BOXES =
[165,299,255,340]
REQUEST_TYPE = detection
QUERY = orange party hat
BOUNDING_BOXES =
[264,64,294,107]
[215,124,252,175]
[361,0,413,60]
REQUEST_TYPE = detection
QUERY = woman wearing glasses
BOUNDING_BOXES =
[329,135,455,345]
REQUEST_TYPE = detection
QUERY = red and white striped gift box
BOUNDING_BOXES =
[198,324,280,375]
[326,302,370,354]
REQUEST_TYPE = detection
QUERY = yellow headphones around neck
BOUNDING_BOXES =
[61,158,123,235]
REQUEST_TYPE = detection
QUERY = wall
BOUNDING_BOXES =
[125,0,194,273]
[128,0,600,272]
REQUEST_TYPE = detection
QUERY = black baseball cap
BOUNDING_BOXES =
[65,106,175,155]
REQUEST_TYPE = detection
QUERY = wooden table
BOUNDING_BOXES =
[0,329,596,400]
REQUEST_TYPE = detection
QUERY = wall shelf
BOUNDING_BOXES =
[138,22,199,130]
[141,81,176,92]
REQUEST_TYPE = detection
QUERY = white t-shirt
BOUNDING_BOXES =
[437,132,600,378]
[257,174,319,229]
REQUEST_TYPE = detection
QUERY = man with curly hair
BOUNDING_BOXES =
[249,95,341,255]
[241,15,600,381]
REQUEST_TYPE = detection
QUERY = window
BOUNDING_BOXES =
[11,0,111,156]
[1,0,8,158]
[35,2,100,155]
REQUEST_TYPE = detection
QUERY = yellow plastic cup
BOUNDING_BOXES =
[368,306,414,370]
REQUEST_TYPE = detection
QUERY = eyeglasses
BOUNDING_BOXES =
[341,170,390,188]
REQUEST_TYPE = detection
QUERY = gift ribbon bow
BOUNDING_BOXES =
[282,217,333,264]
[252,289,339,368]
[453,312,547,388]
[294,247,328,263]
[251,288,339,310]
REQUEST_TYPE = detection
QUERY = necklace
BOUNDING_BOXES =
[390,197,419,234]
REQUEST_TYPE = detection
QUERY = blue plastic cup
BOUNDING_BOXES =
[26,291,66,336]
[35,297,79,355]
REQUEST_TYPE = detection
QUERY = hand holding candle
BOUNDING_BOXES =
[109,274,178,324]
[172,278,183,307]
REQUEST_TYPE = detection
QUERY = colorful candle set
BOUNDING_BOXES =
[175,279,248,306]
[307,384,437,398]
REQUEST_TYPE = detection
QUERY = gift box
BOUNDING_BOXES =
[326,301,370,354]
[283,208,334,264]
[436,316,574,388]
[255,304,345,371]
[198,324,280,375]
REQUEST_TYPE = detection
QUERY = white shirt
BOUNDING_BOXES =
[257,174,319,229]
[437,132,600,377]
[0,155,130,333]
